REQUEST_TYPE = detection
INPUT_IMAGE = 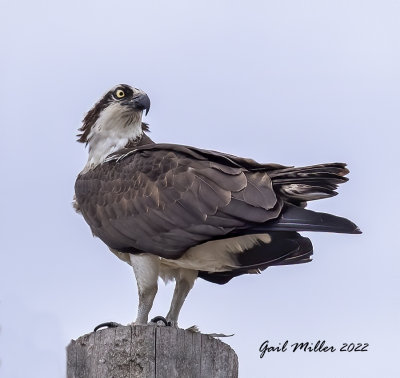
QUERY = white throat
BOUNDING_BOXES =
[82,103,143,173]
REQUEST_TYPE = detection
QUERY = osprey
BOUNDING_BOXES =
[74,84,360,327]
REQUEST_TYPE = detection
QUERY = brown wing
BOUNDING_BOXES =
[75,146,283,258]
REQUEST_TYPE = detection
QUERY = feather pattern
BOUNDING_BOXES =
[75,144,282,259]
[270,163,350,203]
[76,141,359,266]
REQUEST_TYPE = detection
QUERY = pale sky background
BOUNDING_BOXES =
[1,1,399,377]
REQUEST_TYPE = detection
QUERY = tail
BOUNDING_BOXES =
[266,162,360,234]
[263,203,361,234]
[199,163,361,285]
[199,206,361,285]
[270,162,349,203]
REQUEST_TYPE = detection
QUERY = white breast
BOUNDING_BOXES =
[82,103,143,173]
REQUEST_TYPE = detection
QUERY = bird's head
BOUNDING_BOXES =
[77,84,150,145]
[78,84,151,170]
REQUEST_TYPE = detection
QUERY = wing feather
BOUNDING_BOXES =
[75,146,280,258]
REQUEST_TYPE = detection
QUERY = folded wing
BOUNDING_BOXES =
[75,146,283,259]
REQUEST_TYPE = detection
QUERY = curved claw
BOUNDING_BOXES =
[94,322,122,332]
[150,316,171,326]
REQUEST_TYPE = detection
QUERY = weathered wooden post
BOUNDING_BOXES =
[67,325,238,378]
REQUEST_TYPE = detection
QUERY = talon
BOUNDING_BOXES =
[150,316,171,326]
[94,322,122,332]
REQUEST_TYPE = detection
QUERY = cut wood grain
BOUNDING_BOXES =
[67,325,238,378]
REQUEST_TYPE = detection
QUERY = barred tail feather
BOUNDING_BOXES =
[270,163,349,203]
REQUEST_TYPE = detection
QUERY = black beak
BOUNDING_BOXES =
[131,93,151,115]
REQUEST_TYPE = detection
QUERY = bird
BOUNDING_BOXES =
[74,84,361,328]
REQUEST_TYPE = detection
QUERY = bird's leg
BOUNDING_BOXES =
[166,269,198,327]
[129,253,160,325]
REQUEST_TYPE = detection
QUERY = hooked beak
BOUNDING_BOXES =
[131,93,151,115]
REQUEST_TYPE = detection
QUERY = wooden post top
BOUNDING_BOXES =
[67,325,238,378]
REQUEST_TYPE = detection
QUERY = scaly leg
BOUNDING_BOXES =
[166,269,198,326]
[130,253,160,325]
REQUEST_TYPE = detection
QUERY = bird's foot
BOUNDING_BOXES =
[93,321,122,332]
[166,319,179,327]
[150,316,172,327]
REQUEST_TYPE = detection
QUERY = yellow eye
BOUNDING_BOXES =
[115,89,125,98]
